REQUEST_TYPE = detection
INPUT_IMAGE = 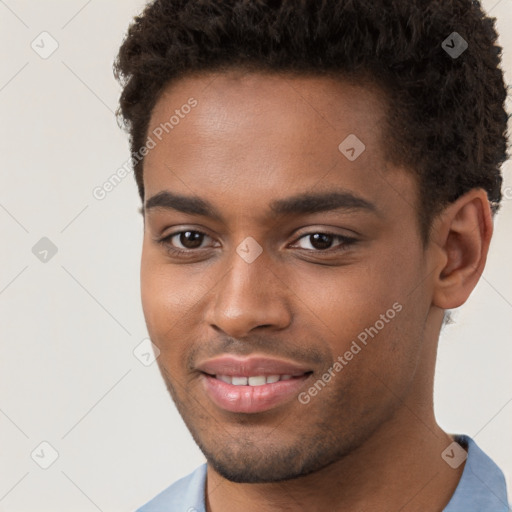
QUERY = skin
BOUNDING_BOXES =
[140,71,493,512]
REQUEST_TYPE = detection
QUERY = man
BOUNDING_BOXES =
[114,0,510,510]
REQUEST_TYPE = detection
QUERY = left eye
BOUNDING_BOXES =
[292,232,355,251]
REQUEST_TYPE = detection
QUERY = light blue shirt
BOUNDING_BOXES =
[136,435,510,511]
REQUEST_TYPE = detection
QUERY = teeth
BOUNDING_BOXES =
[215,374,295,386]
[248,376,266,386]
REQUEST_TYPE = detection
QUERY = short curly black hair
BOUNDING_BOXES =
[114,0,509,241]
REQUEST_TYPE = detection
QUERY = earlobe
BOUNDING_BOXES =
[431,189,493,310]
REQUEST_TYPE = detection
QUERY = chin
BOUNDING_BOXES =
[208,458,311,484]
[199,439,346,484]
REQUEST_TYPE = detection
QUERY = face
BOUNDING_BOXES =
[140,71,435,483]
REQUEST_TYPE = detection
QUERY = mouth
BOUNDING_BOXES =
[196,356,314,413]
[212,374,302,385]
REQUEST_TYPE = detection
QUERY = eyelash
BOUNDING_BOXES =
[156,230,358,257]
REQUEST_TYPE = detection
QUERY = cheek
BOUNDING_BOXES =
[140,249,215,352]
[347,256,427,388]
[305,245,426,371]
[140,248,183,347]
[297,263,406,340]
[140,266,192,377]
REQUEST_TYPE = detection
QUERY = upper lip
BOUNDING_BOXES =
[196,356,312,377]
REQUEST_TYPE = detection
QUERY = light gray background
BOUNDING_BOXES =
[0,1,511,510]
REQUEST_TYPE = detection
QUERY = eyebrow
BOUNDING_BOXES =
[144,189,378,221]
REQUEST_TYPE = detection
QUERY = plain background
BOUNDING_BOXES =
[0,1,511,510]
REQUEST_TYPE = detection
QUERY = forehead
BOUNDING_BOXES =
[143,71,416,221]
[146,70,388,154]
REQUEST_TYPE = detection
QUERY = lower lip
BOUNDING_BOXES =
[201,374,310,413]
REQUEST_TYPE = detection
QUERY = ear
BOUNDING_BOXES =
[429,188,493,309]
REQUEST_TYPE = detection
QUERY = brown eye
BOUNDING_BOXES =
[157,230,213,255]
[307,233,335,250]
[294,232,356,252]
[173,231,206,249]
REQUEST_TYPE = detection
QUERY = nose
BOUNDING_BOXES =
[204,246,292,339]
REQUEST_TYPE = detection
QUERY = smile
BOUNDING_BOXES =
[196,355,313,413]
[215,374,296,386]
